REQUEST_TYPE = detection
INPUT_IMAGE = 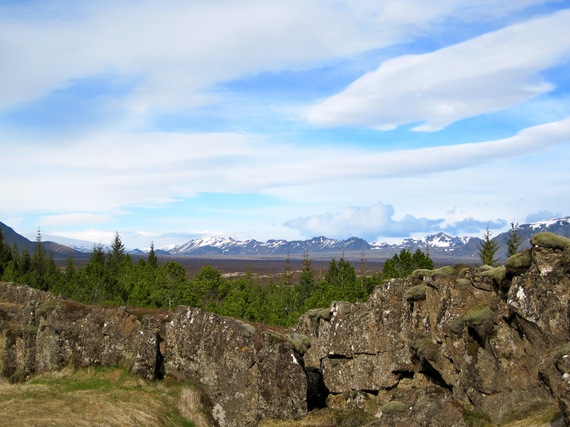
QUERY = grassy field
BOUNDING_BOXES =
[0,366,210,427]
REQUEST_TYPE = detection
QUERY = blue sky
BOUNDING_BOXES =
[1,0,570,249]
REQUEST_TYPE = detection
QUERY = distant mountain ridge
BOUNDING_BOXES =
[169,235,371,256]
[166,217,570,261]
[2,216,569,262]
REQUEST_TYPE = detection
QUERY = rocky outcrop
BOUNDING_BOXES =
[0,284,308,426]
[296,231,570,425]
[2,231,570,426]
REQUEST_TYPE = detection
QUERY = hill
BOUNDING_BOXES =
[0,222,80,258]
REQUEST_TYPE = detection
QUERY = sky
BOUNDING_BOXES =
[1,0,570,250]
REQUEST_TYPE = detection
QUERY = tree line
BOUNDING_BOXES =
[0,229,435,327]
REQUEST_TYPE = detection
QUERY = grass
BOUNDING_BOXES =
[0,365,202,426]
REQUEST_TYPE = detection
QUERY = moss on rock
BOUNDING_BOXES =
[465,306,494,341]
[505,249,533,276]
[411,337,440,362]
[306,308,332,322]
[406,285,427,302]
[530,232,570,251]
[381,400,408,414]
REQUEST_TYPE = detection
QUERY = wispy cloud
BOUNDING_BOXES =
[3,117,569,215]
[40,213,114,227]
[306,9,570,131]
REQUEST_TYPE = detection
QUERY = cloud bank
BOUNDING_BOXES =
[284,202,507,241]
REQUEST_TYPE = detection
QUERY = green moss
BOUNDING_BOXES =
[466,340,480,358]
[479,265,506,283]
[240,322,256,338]
[477,265,494,273]
[530,232,570,250]
[505,250,533,276]
[465,306,494,341]
[462,406,493,427]
[286,333,311,354]
[381,400,408,414]
[411,337,439,361]
[406,285,427,302]
[449,316,465,335]
[430,266,456,277]
[456,278,471,287]
[306,308,332,321]
[411,269,433,279]
[499,400,559,425]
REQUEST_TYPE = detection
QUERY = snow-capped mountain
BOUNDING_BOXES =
[397,232,472,249]
[152,216,570,260]
[169,236,371,256]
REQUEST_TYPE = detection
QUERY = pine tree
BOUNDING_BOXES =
[299,251,315,301]
[506,222,523,258]
[31,228,48,290]
[107,232,126,272]
[0,228,12,278]
[478,226,499,266]
[148,242,158,268]
[382,249,433,280]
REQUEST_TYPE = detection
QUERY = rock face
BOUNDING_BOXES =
[296,231,570,425]
[165,307,307,426]
[0,284,308,426]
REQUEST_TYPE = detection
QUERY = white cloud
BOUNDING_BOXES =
[0,0,553,113]
[2,117,570,217]
[40,213,114,227]
[284,202,510,240]
[284,202,444,240]
[306,8,570,131]
[525,210,563,223]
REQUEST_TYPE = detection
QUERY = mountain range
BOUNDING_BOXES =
[2,217,569,263]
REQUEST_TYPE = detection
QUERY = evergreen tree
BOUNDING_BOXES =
[107,232,126,273]
[506,222,523,258]
[192,265,224,311]
[478,226,499,266]
[299,251,315,302]
[148,242,158,268]
[382,248,433,280]
[281,254,293,287]
[0,228,12,278]
[324,257,358,301]
[86,244,107,303]
[31,228,48,290]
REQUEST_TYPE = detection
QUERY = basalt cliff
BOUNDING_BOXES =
[1,231,570,426]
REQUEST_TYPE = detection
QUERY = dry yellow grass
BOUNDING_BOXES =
[0,366,204,426]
